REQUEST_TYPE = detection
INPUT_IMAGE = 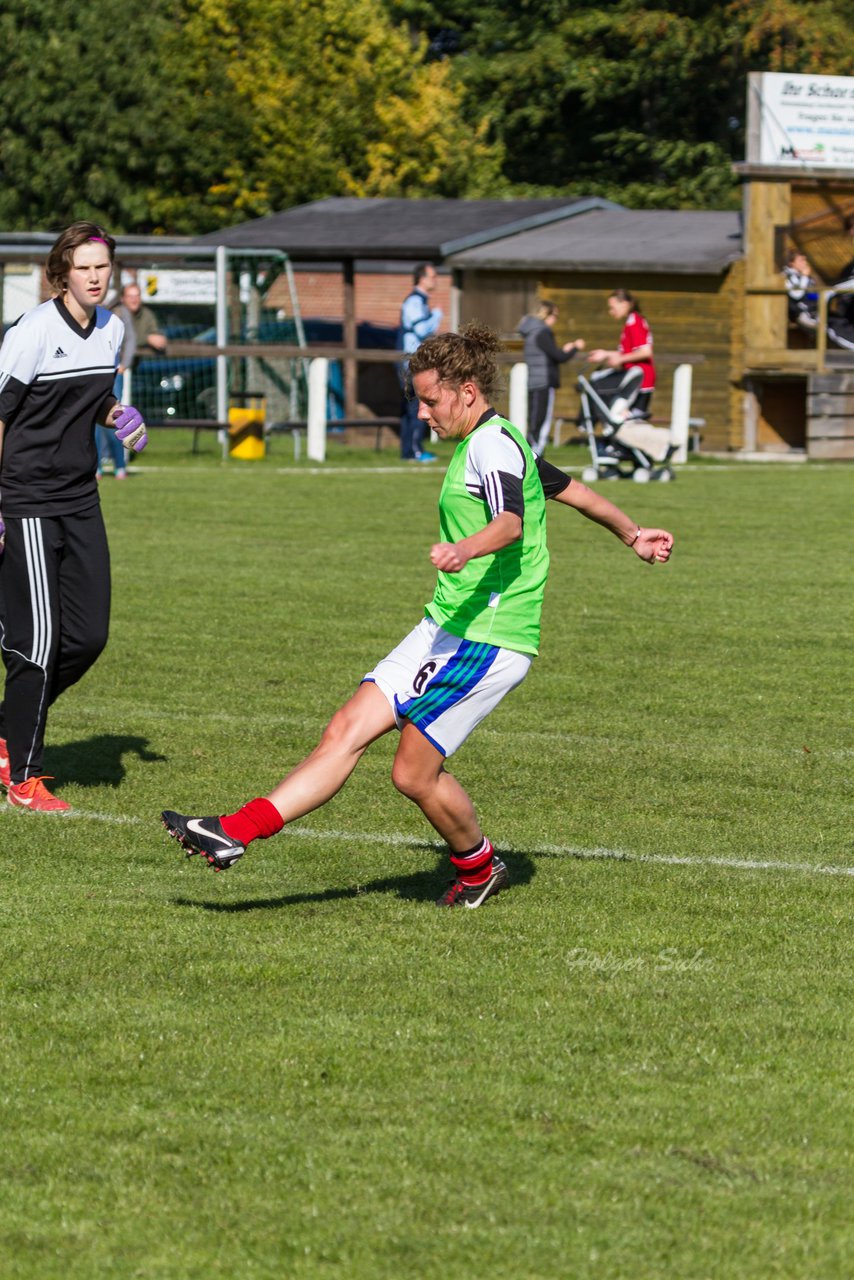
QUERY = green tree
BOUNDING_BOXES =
[0,0,231,232]
[0,0,501,234]
[384,0,854,208]
[181,0,504,215]
[342,59,505,198]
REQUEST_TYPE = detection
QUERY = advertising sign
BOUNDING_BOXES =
[753,72,854,170]
[137,269,217,304]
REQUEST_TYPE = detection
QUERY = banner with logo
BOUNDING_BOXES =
[751,72,854,170]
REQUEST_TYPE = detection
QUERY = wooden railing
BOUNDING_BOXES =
[744,282,854,373]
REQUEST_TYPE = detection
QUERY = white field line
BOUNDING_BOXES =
[0,807,142,826]
[125,462,840,478]
[1,808,851,878]
[285,827,854,878]
[127,464,447,477]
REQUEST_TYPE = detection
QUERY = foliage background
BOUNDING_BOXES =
[1,1,854,230]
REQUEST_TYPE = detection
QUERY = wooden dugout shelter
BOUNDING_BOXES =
[198,180,854,458]
[195,198,749,450]
[732,70,854,459]
[195,197,617,420]
[445,208,744,451]
[735,167,854,458]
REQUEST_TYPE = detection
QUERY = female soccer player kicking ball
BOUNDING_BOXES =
[162,324,672,906]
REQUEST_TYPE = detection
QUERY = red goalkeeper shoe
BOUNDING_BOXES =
[7,776,71,813]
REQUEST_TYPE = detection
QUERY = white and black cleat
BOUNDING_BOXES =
[161,810,245,871]
[435,856,509,908]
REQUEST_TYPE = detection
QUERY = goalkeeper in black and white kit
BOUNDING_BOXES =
[0,221,148,812]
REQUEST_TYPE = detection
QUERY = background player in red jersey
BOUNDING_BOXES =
[586,288,674,461]
[587,288,656,418]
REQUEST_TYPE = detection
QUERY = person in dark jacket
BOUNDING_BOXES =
[518,302,584,453]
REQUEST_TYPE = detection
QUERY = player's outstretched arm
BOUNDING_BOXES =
[551,474,673,564]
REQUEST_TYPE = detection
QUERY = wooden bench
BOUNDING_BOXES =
[151,416,402,458]
[269,417,400,452]
[648,416,706,452]
[148,417,304,459]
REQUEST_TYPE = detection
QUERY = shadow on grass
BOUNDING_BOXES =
[172,848,536,912]
[45,734,167,788]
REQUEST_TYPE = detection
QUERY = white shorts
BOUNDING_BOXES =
[363,617,532,757]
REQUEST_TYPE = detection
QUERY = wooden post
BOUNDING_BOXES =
[744,178,791,357]
[307,358,328,462]
[669,364,693,463]
[343,258,357,419]
[451,268,463,333]
[817,288,828,375]
[509,363,528,434]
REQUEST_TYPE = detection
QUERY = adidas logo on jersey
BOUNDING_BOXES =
[53,347,67,358]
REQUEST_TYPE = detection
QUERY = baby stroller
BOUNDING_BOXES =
[576,372,677,484]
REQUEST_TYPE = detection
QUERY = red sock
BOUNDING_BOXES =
[450,837,494,885]
[221,798,284,846]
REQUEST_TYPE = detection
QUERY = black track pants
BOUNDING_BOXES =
[0,508,110,782]
[527,386,554,452]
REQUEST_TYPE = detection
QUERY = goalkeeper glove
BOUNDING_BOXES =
[114,405,148,453]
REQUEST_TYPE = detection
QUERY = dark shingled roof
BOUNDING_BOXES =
[446,209,743,275]
[195,196,620,260]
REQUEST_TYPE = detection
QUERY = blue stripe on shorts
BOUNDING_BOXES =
[396,638,499,731]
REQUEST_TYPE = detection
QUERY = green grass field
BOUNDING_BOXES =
[1,433,851,1279]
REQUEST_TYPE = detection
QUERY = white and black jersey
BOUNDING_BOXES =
[463,412,529,520]
[0,297,123,516]
[463,410,572,519]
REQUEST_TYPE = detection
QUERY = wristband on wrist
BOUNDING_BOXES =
[628,528,641,545]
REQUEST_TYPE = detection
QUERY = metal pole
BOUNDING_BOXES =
[450,268,462,332]
[342,259,357,419]
[246,268,262,410]
[216,244,228,457]
[285,254,308,420]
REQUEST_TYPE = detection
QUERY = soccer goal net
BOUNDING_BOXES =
[119,248,308,429]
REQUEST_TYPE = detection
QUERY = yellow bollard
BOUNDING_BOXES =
[228,396,266,460]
